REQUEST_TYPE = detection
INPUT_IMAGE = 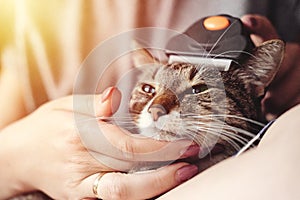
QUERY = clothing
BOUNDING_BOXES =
[0,0,298,113]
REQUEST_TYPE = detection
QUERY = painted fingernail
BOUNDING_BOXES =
[249,17,257,27]
[243,16,257,28]
[100,87,115,103]
[176,165,198,183]
[180,145,200,157]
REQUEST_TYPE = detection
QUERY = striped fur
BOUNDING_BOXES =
[129,40,284,164]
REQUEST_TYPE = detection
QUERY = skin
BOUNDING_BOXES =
[241,15,300,120]
[157,14,300,200]
[159,104,300,200]
[0,12,298,200]
[0,87,199,199]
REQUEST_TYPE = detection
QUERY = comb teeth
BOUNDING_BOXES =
[168,55,232,71]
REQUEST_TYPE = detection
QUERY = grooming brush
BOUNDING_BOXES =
[166,14,255,71]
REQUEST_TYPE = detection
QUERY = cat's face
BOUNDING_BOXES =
[130,63,227,146]
[129,40,284,155]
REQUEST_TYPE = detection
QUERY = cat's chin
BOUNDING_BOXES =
[139,127,185,141]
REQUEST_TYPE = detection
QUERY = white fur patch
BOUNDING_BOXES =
[137,99,181,139]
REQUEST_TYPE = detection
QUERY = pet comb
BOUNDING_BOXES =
[166,14,255,71]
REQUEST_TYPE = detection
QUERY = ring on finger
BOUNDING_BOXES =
[93,173,104,199]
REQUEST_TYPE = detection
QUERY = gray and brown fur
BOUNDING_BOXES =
[12,40,284,199]
[129,39,284,170]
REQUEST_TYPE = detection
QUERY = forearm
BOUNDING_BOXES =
[160,105,300,200]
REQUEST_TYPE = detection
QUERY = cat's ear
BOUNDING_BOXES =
[131,40,160,68]
[238,39,285,97]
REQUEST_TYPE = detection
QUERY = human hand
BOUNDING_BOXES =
[0,87,199,200]
[241,14,300,120]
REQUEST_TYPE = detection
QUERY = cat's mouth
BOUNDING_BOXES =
[137,114,187,141]
[138,125,184,141]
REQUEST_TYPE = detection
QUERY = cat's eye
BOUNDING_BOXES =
[192,84,208,94]
[142,84,156,94]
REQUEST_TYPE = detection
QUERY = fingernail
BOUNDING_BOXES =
[249,17,257,27]
[243,16,257,28]
[180,145,200,157]
[100,87,115,103]
[176,165,198,183]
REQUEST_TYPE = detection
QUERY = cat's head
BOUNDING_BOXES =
[129,39,284,154]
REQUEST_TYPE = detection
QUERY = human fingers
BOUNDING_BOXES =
[87,150,198,172]
[94,87,121,117]
[78,163,198,200]
[241,14,279,46]
[80,119,199,163]
[241,14,299,119]
[100,121,199,160]
[262,44,300,119]
[67,86,199,165]
[48,86,121,117]
[73,89,199,163]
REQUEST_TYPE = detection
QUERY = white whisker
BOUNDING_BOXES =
[206,20,238,58]
[180,113,264,127]
[213,50,256,60]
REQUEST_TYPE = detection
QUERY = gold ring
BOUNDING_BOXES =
[93,173,103,199]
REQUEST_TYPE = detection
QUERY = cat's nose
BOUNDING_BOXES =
[148,104,167,121]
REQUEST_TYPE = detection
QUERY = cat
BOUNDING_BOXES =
[128,39,284,171]
[11,39,284,200]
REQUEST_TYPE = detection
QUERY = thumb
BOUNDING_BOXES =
[95,87,122,117]
[53,87,121,117]
[241,14,279,46]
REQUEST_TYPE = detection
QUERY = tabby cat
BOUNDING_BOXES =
[12,39,284,199]
[128,39,284,170]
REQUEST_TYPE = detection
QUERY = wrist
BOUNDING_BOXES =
[0,121,35,198]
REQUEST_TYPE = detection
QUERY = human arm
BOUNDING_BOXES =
[0,87,199,200]
[158,15,300,199]
[159,104,300,200]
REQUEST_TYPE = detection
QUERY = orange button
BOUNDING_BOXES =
[203,16,230,31]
